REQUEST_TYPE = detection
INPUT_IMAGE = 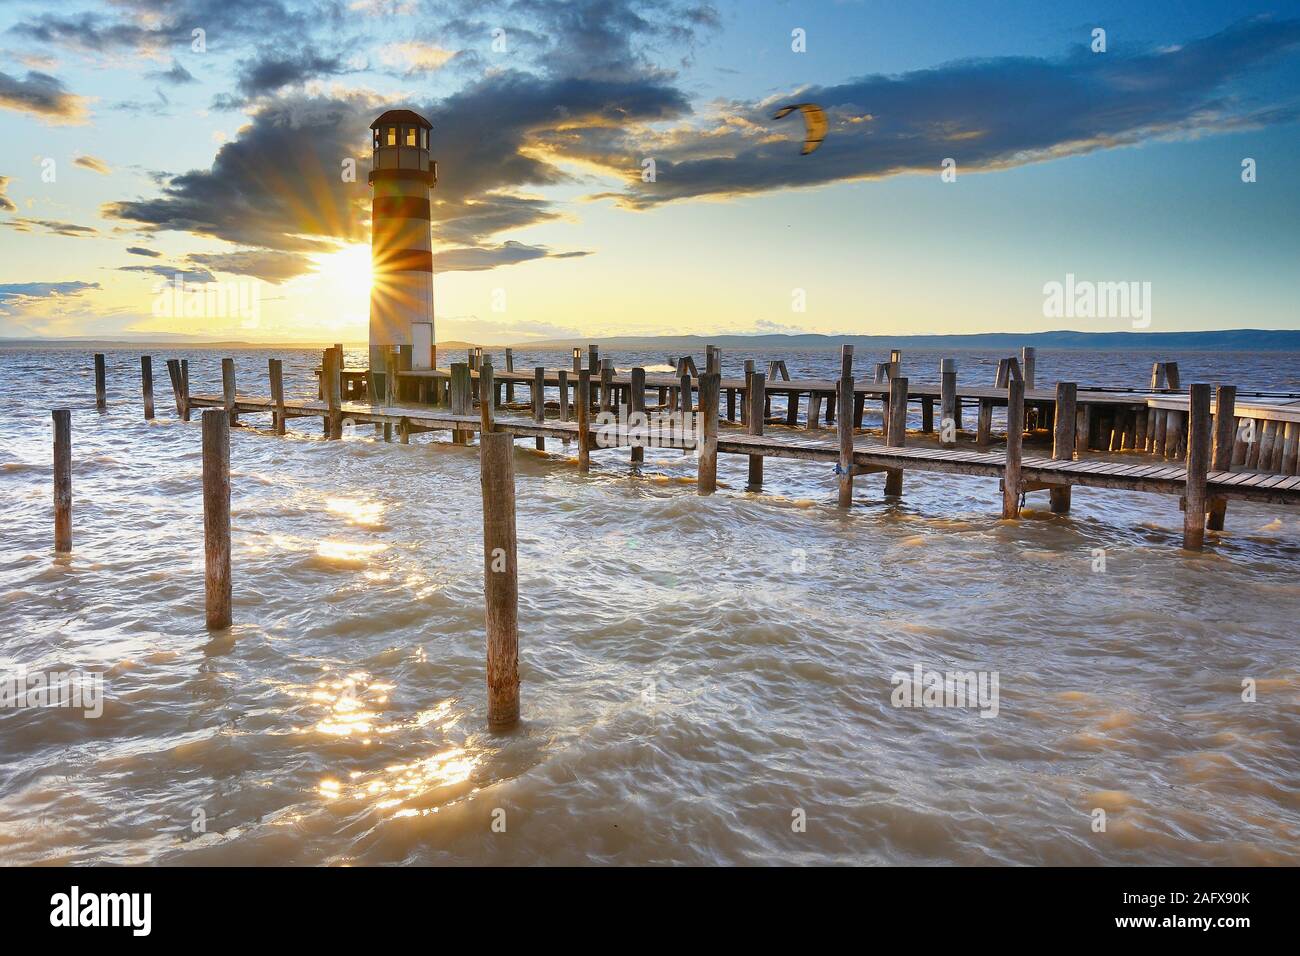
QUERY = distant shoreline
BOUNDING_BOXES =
[3,329,1298,352]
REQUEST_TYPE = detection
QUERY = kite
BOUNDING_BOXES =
[772,103,827,155]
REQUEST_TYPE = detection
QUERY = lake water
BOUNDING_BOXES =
[1,345,1298,865]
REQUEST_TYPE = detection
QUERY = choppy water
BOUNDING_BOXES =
[2,345,1298,866]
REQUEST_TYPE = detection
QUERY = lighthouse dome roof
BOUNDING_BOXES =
[371,109,432,130]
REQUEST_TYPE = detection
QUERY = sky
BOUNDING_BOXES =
[0,0,1298,344]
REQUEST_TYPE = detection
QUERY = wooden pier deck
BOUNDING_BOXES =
[185,393,1300,507]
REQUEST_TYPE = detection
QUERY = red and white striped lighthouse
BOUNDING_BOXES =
[368,109,437,386]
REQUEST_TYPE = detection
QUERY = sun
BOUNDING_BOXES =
[314,243,373,297]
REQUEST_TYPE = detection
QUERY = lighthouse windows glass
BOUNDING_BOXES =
[405,127,417,147]
[386,127,396,146]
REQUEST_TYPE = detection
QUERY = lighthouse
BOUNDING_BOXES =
[368,109,437,390]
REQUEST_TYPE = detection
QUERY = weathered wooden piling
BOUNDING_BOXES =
[479,362,496,432]
[450,362,471,445]
[533,366,546,451]
[1022,347,1036,390]
[202,409,232,630]
[556,368,570,446]
[885,375,907,496]
[741,360,755,426]
[94,353,106,412]
[747,372,765,490]
[698,371,720,495]
[679,372,692,415]
[837,345,854,507]
[1183,383,1212,550]
[940,359,957,448]
[1207,385,1236,531]
[323,349,342,439]
[576,369,591,473]
[479,430,519,729]
[140,356,155,420]
[1050,382,1077,514]
[180,359,190,421]
[599,359,613,414]
[630,367,645,463]
[1002,379,1024,518]
[221,357,237,426]
[269,358,286,435]
[52,409,72,552]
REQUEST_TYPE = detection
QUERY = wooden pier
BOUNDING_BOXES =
[164,345,1300,549]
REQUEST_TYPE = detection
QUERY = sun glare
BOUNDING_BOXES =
[315,244,373,297]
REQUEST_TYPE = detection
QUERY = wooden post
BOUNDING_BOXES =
[741,360,755,426]
[576,369,591,473]
[1002,379,1024,519]
[807,391,822,430]
[52,409,71,552]
[679,372,691,415]
[479,362,496,433]
[1021,347,1036,390]
[600,359,613,414]
[180,359,190,421]
[1050,382,1076,514]
[1150,362,1165,390]
[94,353,106,412]
[556,368,569,447]
[698,371,719,495]
[976,399,993,446]
[222,357,237,426]
[533,366,546,451]
[1075,404,1089,456]
[630,367,646,463]
[939,358,957,448]
[165,359,183,417]
[504,348,515,404]
[140,356,155,420]
[450,362,470,445]
[885,376,907,496]
[479,430,519,729]
[323,350,342,440]
[202,409,232,630]
[1206,384,1235,532]
[571,347,581,374]
[1164,362,1181,390]
[747,372,765,490]
[1183,383,1211,550]
[269,358,286,435]
[837,345,854,508]
[706,345,721,375]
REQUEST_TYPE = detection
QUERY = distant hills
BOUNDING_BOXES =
[518,330,1300,351]
[3,329,1297,351]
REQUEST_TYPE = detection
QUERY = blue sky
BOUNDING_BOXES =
[0,0,1297,342]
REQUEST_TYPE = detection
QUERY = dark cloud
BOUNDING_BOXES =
[125,246,163,257]
[1,218,98,237]
[103,94,375,255]
[601,17,1300,208]
[232,45,353,100]
[186,250,314,283]
[0,281,101,300]
[119,264,218,284]
[436,241,590,272]
[0,69,88,122]
[147,59,197,85]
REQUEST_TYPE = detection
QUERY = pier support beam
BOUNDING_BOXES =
[698,371,719,495]
[1002,379,1024,519]
[747,372,766,490]
[577,369,591,473]
[630,367,645,463]
[202,409,232,630]
[1050,382,1076,514]
[141,356,155,420]
[1207,385,1236,531]
[269,359,286,435]
[940,359,957,448]
[222,357,237,427]
[837,345,854,508]
[479,430,520,730]
[885,375,907,496]
[94,353,106,412]
[1183,383,1212,550]
[52,409,71,552]
[533,366,546,451]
